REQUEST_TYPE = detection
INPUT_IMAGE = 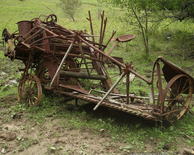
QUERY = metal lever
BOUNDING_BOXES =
[50,41,74,87]
[93,72,125,110]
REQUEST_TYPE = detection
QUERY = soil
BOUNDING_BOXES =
[0,95,155,155]
[0,58,194,155]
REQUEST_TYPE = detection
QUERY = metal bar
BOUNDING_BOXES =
[30,35,68,47]
[55,23,74,34]
[99,11,104,50]
[50,41,74,87]
[127,71,130,104]
[60,71,107,80]
[93,72,125,110]
[87,11,95,45]
[103,30,116,51]
[80,37,152,84]
[78,36,125,67]
[23,27,41,43]
[127,67,151,84]
[107,41,119,56]
[101,17,107,49]
[78,42,90,76]
[156,63,164,113]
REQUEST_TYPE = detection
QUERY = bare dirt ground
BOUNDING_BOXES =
[0,96,154,155]
[0,96,194,155]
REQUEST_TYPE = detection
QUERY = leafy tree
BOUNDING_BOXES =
[99,0,155,59]
[101,0,194,21]
[99,0,194,59]
[157,0,194,21]
[57,0,82,22]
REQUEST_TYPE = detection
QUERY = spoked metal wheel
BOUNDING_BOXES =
[18,74,42,106]
[162,74,193,122]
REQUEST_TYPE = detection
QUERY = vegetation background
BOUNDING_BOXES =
[0,0,194,154]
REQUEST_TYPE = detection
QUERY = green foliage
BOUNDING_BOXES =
[57,0,82,22]
[158,0,194,21]
[99,0,194,59]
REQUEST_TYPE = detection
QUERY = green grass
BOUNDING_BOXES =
[0,0,194,153]
[8,93,194,152]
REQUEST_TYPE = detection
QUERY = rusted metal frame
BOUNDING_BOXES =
[111,95,151,101]
[78,49,95,56]
[126,66,151,84]
[22,26,41,43]
[93,72,125,110]
[156,63,164,114]
[34,46,47,52]
[59,84,88,94]
[102,30,116,51]
[100,17,107,61]
[50,41,74,87]
[29,73,42,106]
[162,74,187,110]
[107,41,119,56]
[48,27,72,35]
[78,42,90,76]
[40,26,57,36]
[29,35,69,47]
[15,56,28,61]
[126,68,130,104]
[50,42,89,48]
[149,57,164,88]
[99,11,104,50]
[55,23,74,34]
[152,108,184,117]
[96,61,108,76]
[57,91,158,121]
[89,89,152,100]
[84,38,108,86]
[86,11,95,45]
[83,38,106,48]
[55,52,103,63]
[7,39,14,52]
[79,37,109,79]
[21,51,33,81]
[159,56,186,75]
[150,83,155,107]
[87,95,123,106]
[78,36,132,92]
[60,71,107,80]
[78,35,125,68]
[149,59,162,112]
[101,17,107,50]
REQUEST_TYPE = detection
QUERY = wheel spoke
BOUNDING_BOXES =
[177,77,183,93]
[163,75,193,122]
[18,74,42,106]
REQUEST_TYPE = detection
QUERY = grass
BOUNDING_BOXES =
[1,90,194,152]
[0,0,194,153]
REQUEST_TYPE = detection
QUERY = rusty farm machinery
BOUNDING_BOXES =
[1,12,194,123]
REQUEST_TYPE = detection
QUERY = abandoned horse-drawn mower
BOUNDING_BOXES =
[2,13,194,123]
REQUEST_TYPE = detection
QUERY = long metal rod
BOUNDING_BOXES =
[93,72,125,110]
[87,11,95,45]
[79,35,151,84]
[127,71,130,104]
[78,42,90,76]
[50,41,74,87]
